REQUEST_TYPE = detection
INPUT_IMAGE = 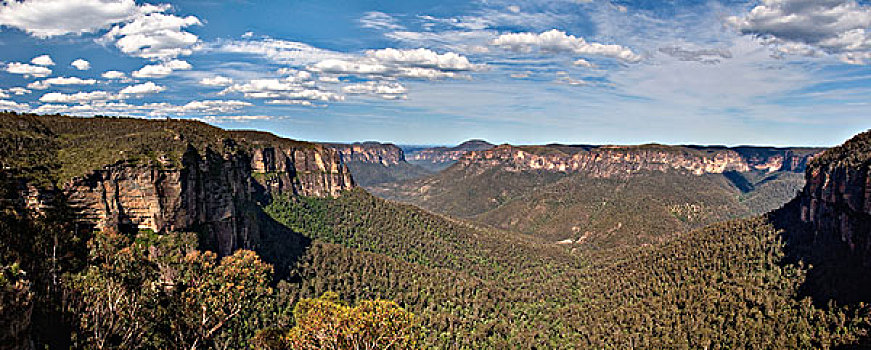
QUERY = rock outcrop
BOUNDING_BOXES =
[61,144,352,255]
[799,130,871,262]
[5,115,354,256]
[457,144,820,177]
[323,142,406,166]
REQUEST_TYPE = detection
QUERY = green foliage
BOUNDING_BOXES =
[66,230,283,350]
[278,292,416,349]
[809,129,871,170]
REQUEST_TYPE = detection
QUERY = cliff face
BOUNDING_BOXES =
[798,130,871,262]
[6,115,354,256]
[59,145,352,255]
[324,142,406,166]
[457,144,819,177]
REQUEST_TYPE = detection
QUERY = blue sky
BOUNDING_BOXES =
[0,0,870,146]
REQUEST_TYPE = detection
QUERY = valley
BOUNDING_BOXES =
[1,113,869,349]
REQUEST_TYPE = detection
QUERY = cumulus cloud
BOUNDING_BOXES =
[0,99,29,111]
[727,0,871,63]
[160,100,252,114]
[199,76,234,86]
[39,90,115,103]
[0,0,200,60]
[119,81,165,95]
[30,54,54,66]
[342,81,407,99]
[573,58,596,68]
[491,29,642,62]
[200,115,272,123]
[102,12,202,60]
[101,70,127,79]
[0,0,163,38]
[5,62,52,78]
[6,87,31,95]
[71,59,91,70]
[27,77,98,90]
[309,48,481,80]
[132,59,192,78]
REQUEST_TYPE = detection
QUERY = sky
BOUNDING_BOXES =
[0,0,870,146]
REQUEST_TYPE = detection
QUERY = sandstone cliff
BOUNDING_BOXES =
[457,144,820,177]
[323,141,406,166]
[799,130,871,262]
[324,141,432,186]
[3,115,353,256]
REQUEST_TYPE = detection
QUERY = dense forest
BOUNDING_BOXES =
[1,113,870,349]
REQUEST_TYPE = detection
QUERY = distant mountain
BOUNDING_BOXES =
[405,139,495,171]
[372,143,824,247]
[323,141,432,187]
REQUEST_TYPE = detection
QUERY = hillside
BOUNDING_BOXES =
[372,143,821,247]
[323,142,431,186]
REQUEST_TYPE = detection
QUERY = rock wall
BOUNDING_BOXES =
[59,144,353,255]
[323,142,405,166]
[800,160,871,261]
[458,144,818,177]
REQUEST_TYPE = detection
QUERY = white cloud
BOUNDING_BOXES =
[0,0,163,38]
[216,37,348,65]
[573,58,596,68]
[119,82,165,95]
[0,100,29,111]
[27,77,98,90]
[30,99,250,117]
[39,90,116,103]
[199,76,234,86]
[368,48,477,71]
[71,59,91,70]
[101,70,127,79]
[491,29,642,62]
[309,48,481,80]
[342,81,407,99]
[30,54,54,66]
[102,12,202,60]
[160,100,252,114]
[727,0,871,64]
[360,11,403,30]
[5,62,52,78]
[266,100,319,107]
[132,59,192,78]
[7,87,31,95]
[221,77,344,104]
[200,115,272,123]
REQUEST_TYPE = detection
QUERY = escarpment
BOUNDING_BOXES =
[2,114,353,255]
[457,144,820,177]
[324,141,406,166]
[798,130,871,263]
